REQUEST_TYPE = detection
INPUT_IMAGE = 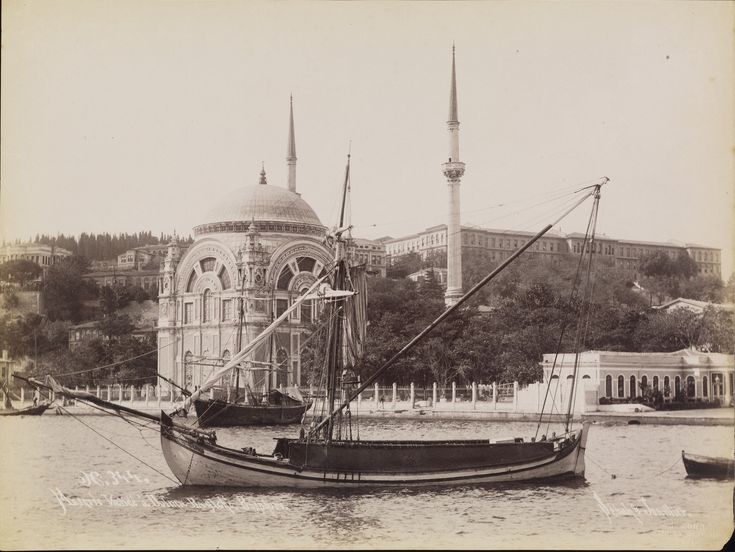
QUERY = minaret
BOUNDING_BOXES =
[287,95,297,193]
[443,45,465,307]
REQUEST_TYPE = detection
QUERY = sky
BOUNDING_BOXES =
[2,1,733,278]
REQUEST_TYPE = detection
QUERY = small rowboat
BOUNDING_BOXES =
[0,402,52,417]
[682,451,735,479]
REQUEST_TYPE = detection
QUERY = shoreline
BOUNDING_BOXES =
[33,402,735,426]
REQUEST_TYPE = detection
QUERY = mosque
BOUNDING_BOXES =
[156,51,464,393]
[156,98,334,391]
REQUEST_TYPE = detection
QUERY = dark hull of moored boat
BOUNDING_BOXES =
[277,438,558,473]
[682,451,735,479]
[0,403,51,417]
[193,399,310,427]
[160,413,589,487]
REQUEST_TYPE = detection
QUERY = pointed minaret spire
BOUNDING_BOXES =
[259,163,267,185]
[286,95,297,193]
[443,44,465,307]
[448,43,459,124]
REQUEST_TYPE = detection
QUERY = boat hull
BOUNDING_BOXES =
[160,416,589,488]
[0,403,51,417]
[193,399,311,427]
[682,451,735,479]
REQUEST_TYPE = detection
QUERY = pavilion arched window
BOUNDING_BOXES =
[202,289,212,323]
[605,375,612,398]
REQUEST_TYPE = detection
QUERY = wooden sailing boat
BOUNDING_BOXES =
[154,161,605,488]
[38,156,605,487]
[192,294,311,427]
[1,376,52,417]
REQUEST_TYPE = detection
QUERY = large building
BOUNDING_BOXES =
[383,225,722,280]
[157,99,334,392]
[541,349,734,406]
[0,242,73,278]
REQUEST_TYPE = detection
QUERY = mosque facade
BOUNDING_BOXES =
[156,99,333,392]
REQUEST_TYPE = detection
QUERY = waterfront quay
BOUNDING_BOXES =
[25,381,733,426]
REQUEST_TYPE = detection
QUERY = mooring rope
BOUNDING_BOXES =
[56,404,179,484]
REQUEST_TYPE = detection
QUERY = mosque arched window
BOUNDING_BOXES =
[300,288,313,324]
[218,266,231,290]
[296,257,316,273]
[277,266,294,290]
[202,289,212,323]
[200,257,216,273]
[186,270,197,292]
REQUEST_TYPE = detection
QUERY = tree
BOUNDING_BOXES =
[43,256,92,322]
[0,259,42,286]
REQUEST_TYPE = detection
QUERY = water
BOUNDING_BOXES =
[0,415,732,550]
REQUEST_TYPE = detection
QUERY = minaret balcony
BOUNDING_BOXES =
[442,161,465,181]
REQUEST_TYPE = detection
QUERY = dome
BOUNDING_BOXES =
[198,184,323,228]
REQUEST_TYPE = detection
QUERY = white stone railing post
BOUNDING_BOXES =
[451,382,456,404]
[472,382,477,409]
[513,381,519,411]
[432,382,437,406]
[20,387,24,405]
[374,383,380,409]
[118,384,123,404]
[392,383,397,406]
[492,382,497,409]
[145,385,150,406]
[107,385,112,401]
[85,385,90,395]
[410,383,415,407]
[96,385,100,399]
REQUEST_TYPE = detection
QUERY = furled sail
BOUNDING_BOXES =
[342,265,367,368]
[179,272,331,413]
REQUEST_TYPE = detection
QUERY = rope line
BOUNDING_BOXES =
[56,404,179,484]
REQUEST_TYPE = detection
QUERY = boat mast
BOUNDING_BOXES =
[563,187,602,432]
[324,153,351,442]
[310,180,607,437]
[233,296,245,403]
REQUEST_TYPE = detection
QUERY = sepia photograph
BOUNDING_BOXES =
[0,0,733,549]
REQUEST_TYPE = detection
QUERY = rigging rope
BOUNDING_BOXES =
[55,404,179,484]
[52,336,180,377]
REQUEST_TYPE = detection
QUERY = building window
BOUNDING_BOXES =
[641,375,648,393]
[200,257,216,273]
[663,376,670,397]
[277,266,294,290]
[630,375,636,398]
[184,302,193,324]
[202,290,212,323]
[276,298,289,318]
[702,376,708,398]
[605,375,612,398]
[686,376,695,398]
[219,267,231,290]
[617,375,624,398]
[652,375,659,392]
[222,299,232,322]
[674,376,681,398]
[300,295,312,324]
[712,373,724,396]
